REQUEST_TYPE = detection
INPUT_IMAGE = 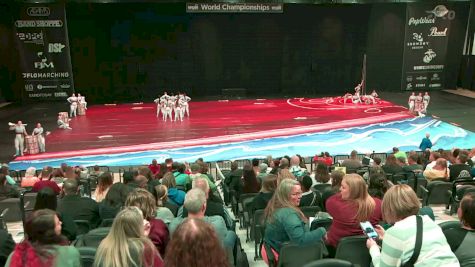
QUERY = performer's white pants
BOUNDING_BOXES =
[183,103,189,117]
[156,105,161,117]
[163,109,172,121]
[409,102,414,112]
[14,134,24,156]
[37,135,45,152]
[174,108,183,121]
[423,101,428,113]
[70,104,77,117]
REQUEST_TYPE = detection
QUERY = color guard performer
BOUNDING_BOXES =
[78,93,87,110]
[423,92,430,113]
[415,92,424,117]
[408,92,416,112]
[9,121,28,157]
[32,123,45,153]
[154,95,162,117]
[182,93,191,117]
[57,115,72,130]
[67,93,78,117]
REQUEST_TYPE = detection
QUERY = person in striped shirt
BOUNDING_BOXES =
[366,184,459,267]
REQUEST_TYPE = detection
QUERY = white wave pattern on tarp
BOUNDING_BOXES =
[9,117,475,169]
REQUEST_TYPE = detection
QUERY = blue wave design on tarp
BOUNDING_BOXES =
[9,117,475,170]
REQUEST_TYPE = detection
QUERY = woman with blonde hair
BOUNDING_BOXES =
[367,185,458,267]
[94,207,163,267]
[153,185,175,224]
[125,189,169,257]
[326,174,382,255]
[277,168,295,185]
[262,179,326,264]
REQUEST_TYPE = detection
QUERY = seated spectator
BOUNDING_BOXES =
[224,161,242,203]
[154,185,176,223]
[0,165,16,186]
[299,175,321,207]
[5,209,80,267]
[50,169,65,184]
[125,188,169,257]
[392,147,407,162]
[423,158,450,181]
[368,172,390,200]
[252,174,277,213]
[123,171,138,189]
[449,150,472,181]
[34,187,77,241]
[0,174,19,201]
[262,179,326,262]
[312,163,331,185]
[367,185,459,267]
[32,172,61,195]
[242,164,261,195]
[168,189,235,250]
[189,163,217,192]
[21,167,39,188]
[148,159,161,179]
[93,172,113,202]
[0,229,14,267]
[138,166,160,195]
[99,182,132,220]
[37,166,53,180]
[199,162,215,183]
[403,153,423,173]
[173,163,191,191]
[425,151,441,170]
[154,185,179,217]
[252,158,260,176]
[322,170,345,210]
[444,193,475,266]
[289,155,308,179]
[277,168,295,184]
[326,174,382,255]
[88,165,103,178]
[181,177,234,229]
[257,163,268,184]
[164,218,229,267]
[161,173,185,206]
[382,154,404,175]
[95,207,163,267]
[57,179,100,228]
[341,150,363,170]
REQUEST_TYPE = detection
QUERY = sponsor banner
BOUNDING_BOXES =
[13,4,74,100]
[186,3,283,13]
[401,4,454,91]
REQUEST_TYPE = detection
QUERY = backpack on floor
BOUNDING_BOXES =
[235,237,249,267]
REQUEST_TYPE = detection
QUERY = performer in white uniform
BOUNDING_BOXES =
[174,103,183,122]
[182,93,191,117]
[67,93,78,117]
[160,92,169,102]
[154,96,162,117]
[78,93,87,110]
[352,83,362,104]
[32,123,45,153]
[408,92,416,112]
[9,121,28,157]
[415,92,424,117]
[57,115,72,130]
[163,103,172,122]
[423,92,430,113]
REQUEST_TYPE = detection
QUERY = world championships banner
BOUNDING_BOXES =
[13,3,74,100]
[186,3,283,13]
[401,3,455,91]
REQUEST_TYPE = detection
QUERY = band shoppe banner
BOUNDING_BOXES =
[401,3,455,91]
[13,3,74,100]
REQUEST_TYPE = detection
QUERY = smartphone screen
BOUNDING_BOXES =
[360,221,378,239]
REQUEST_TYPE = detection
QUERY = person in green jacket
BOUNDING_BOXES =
[263,179,326,260]
[5,209,80,267]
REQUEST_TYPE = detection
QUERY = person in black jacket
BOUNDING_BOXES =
[0,229,14,266]
[252,174,277,213]
[299,175,321,207]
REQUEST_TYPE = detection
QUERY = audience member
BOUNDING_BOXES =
[367,172,390,200]
[449,150,472,181]
[423,158,450,181]
[262,179,326,262]
[57,179,100,228]
[149,159,161,178]
[0,229,14,267]
[154,185,175,223]
[252,174,277,213]
[32,172,61,195]
[367,185,459,267]
[313,163,331,184]
[93,172,113,202]
[161,173,185,206]
[289,155,308,178]
[326,174,382,255]
[341,150,363,170]
[164,218,229,267]
[21,167,39,188]
[189,163,217,192]
[224,161,243,201]
[173,163,191,191]
[392,147,407,163]
[125,189,169,257]
[0,165,16,186]
[99,182,132,220]
[5,209,80,267]
[277,168,295,184]
[0,174,19,201]
[242,164,261,196]
[34,187,77,241]
[154,185,179,217]
[257,163,268,184]
[252,158,260,175]
[95,207,163,267]
[403,154,423,173]
[382,154,404,174]
[444,193,475,266]
[322,170,345,210]
[425,151,441,170]
[299,175,321,207]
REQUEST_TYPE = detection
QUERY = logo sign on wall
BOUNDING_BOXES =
[13,4,74,100]
[401,4,454,91]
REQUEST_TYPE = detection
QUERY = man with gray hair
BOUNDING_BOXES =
[168,188,236,250]
[57,178,100,228]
